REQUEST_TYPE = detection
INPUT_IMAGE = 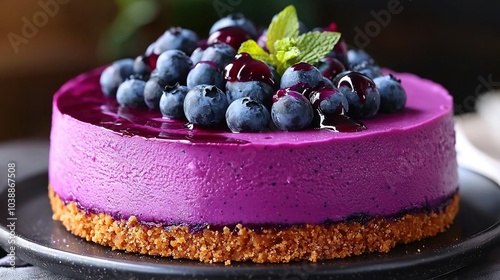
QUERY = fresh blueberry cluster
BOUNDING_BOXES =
[100,10,407,133]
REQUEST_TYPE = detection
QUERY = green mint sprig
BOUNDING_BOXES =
[238,5,341,75]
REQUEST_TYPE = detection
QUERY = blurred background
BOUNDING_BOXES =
[1,0,500,141]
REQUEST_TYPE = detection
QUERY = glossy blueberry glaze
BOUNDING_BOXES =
[224,53,275,86]
[337,72,377,104]
[291,62,314,71]
[316,114,367,133]
[207,26,251,50]
[57,67,246,144]
[318,57,346,80]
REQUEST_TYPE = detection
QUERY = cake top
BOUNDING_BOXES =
[56,67,452,145]
[56,5,453,144]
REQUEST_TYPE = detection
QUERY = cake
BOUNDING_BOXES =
[49,6,458,264]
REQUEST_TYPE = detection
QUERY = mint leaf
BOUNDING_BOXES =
[273,38,301,75]
[266,5,299,54]
[237,6,342,76]
[238,40,273,65]
[295,31,341,66]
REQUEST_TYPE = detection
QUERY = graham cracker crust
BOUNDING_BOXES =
[49,185,459,264]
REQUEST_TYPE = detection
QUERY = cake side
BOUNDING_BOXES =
[49,68,458,225]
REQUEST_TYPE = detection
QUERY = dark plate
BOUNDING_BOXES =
[1,168,500,280]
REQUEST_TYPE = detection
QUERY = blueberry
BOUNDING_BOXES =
[336,72,380,119]
[154,50,193,86]
[116,77,146,107]
[190,47,206,65]
[207,26,252,50]
[280,63,324,89]
[310,87,349,115]
[317,57,346,81]
[271,92,314,131]
[187,61,225,90]
[373,74,407,113]
[113,58,135,71]
[325,39,349,68]
[275,82,315,101]
[272,88,289,103]
[332,70,353,85]
[183,85,229,127]
[321,77,335,89]
[100,58,134,97]
[356,66,383,80]
[144,42,160,70]
[201,43,237,70]
[145,42,156,56]
[224,53,275,86]
[226,98,270,132]
[226,81,274,106]
[159,83,190,119]
[154,27,198,55]
[351,61,382,79]
[133,55,151,77]
[144,76,167,109]
[347,49,375,68]
[269,65,280,86]
[209,13,258,38]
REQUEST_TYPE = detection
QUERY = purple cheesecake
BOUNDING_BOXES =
[49,67,459,263]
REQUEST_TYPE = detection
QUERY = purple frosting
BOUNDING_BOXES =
[49,67,458,225]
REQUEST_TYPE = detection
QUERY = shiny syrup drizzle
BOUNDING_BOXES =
[317,57,346,80]
[290,62,314,71]
[225,55,366,132]
[274,88,366,132]
[224,53,275,86]
[318,113,366,132]
[60,68,366,142]
[337,72,377,104]
[207,26,252,50]
[310,90,366,133]
[57,72,248,144]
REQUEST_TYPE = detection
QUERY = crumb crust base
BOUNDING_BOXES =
[49,186,459,263]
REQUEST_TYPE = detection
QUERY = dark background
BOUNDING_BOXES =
[1,0,499,141]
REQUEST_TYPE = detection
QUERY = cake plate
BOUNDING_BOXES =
[1,168,499,280]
